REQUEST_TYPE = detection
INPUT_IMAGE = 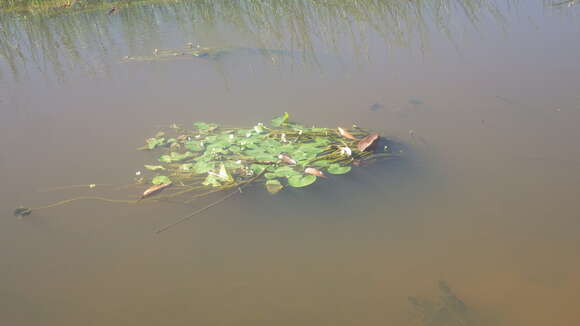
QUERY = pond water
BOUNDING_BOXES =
[1,1,580,325]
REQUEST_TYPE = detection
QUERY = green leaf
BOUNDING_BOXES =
[270,112,289,127]
[194,161,214,174]
[202,174,222,187]
[151,175,172,185]
[312,160,332,168]
[206,141,229,153]
[287,122,305,130]
[144,165,166,171]
[254,153,276,161]
[185,141,204,152]
[193,122,218,132]
[264,172,277,179]
[287,174,316,188]
[266,179,283,194]
[327,164,352,175]
[170,151,194,162]
[146,137,165,150]
[253,123,266,134]
[216,163,234,183]
[298,143,324,154]
[249,164,267,174]
[159,155,172,163]
[274,166,299,178]
[180,163,194,171]
[236,128,251,136]
[228,145,241,154]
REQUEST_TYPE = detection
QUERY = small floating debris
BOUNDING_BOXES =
[369,103,383,111]
[141,181,172,200]
[408,98,424,105]
[121,43,294,63]
[14,207,32,218]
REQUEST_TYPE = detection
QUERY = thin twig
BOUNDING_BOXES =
[155,167,269,234]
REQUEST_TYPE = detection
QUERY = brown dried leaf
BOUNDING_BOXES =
[357,133,379,152]
[141,182,172,199]
[337,127,358,140]
[278,154,297,165]
[305,167,327,178]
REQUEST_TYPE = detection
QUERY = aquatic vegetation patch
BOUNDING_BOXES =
[136,113,387,195]
[14,113,397,232]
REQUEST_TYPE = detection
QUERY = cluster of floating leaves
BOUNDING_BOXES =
[138,113,383,198]
[12,113,388,219]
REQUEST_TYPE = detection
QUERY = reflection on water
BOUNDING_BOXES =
[2,1,580,326]
[1,0,514,82]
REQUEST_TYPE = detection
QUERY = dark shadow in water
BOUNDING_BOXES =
[408,281,500,326]
[225,137,437,230]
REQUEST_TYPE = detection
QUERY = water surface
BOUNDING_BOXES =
[1,1,580,325]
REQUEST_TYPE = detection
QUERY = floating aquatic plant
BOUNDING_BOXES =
[14,113,397,232]
[136,113,387,195]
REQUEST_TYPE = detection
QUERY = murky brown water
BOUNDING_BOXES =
[1,1,580,325]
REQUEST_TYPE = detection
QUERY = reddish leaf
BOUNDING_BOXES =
[357,133,379,152]
[278,154,297,165]
[305,167,327,178]
[337,127,358,140]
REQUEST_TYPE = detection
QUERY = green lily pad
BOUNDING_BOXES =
[193,122,218,132]
[287,174,317,188]
[158,155,173,163]
[249,163,268,174]
[146,137,165,150]
[236,128,251,136]
[266,179,283,194]
[180,163,194,171]
[194,160,214,174]
[270,112,289,127]
[312,160,332,168]
[170,151,194,162]
[224,160,243,170]
[151,175,172,185]
[274,166,299,178]
[202,174,222,187]
[185,141,204,151]
[228,145,241,153]
[254,153,276,161]
[264,172,277,179]
[144,165,165,171]
[327,164,352,175]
